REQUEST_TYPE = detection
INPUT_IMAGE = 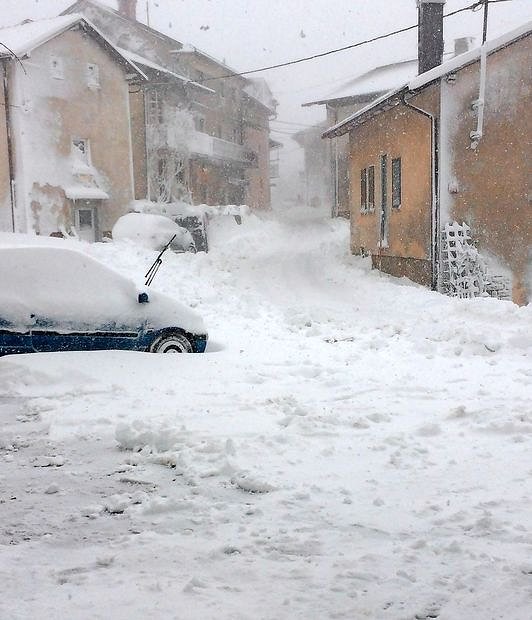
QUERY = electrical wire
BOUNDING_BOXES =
[0,43,27,74]
[271,119,319,128]
[199,0,505,82]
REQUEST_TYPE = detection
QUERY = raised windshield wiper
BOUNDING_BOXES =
[144,234,176,287]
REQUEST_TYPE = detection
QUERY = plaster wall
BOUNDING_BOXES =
[439,34,531,304]
[0,68,12,231]
[348,85,439,275]
[8,27,135,237]
[129,88,148,200]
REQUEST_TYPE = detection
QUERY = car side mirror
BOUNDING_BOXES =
[138,292,149,304]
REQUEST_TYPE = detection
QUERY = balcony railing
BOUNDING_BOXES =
[190,131,257,167]
[147,124,257,167]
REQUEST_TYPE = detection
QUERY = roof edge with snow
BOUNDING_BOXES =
[0,14,147,82]
[116,47,214,93]
[323,20,532,139]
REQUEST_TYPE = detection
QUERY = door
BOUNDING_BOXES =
[379,154,388,247]
[31,320,142,352]
[74,201,99,242]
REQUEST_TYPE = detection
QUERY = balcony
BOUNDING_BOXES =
[147,124,257,167]
[189,131,257,167]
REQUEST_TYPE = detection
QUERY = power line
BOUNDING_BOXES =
[199,0,506,83]
[270,128,303,136]
[271,119,318,128]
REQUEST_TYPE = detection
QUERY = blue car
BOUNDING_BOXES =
[0,246,207,355]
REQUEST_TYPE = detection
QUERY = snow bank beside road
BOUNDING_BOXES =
[1,207,531,620]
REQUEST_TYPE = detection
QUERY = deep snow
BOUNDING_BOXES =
[1,207,531,620]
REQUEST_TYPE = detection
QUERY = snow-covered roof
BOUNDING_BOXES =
[116,47,214,93]
[0,14,82,57]
[305,59,419,107]
[0,14,145,81]
[244,78,277,113]
[323,20,532,138]
[408,20,532,90]
[171,45,243,81]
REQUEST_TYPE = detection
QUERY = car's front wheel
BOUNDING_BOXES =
[149,332,193,353]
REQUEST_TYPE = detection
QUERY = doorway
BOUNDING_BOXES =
[379,154,388,247]
[74,201,99,242]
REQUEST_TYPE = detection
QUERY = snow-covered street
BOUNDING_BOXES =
[1,208,531,619]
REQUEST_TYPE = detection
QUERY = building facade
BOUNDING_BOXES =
[324,23,531,305]
[64,0,277,211]
[292,122,332,212]
[0,15,142,240]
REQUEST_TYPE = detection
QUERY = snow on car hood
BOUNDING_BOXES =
[139,288,206,335]
[0,246,206,336]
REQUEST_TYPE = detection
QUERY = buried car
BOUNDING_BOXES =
[0,246,207,355]
[112,212,196,253]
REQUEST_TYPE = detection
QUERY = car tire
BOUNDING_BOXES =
[149,332,193,353]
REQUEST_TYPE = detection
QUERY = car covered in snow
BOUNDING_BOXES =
[112,212,196,253]
[0,246,207,355]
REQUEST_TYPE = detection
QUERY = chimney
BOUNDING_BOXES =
[417,0,446,74]
[118,0,137,21]
[454,36,475,56]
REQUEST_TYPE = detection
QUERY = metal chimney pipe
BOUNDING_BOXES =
[417,0,446,74]
[117,0,137,21]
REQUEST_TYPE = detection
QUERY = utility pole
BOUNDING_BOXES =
[146,0,150,27]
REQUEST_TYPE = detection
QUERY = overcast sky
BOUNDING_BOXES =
[1,0,531,170]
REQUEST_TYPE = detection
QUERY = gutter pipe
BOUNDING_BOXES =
[2,61,16,232]
[402,94,439,290]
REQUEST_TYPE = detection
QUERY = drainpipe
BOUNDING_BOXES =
[144,87,152,200]
[2,61,16,232]
[402,94,439,290]
[329,104,339,218]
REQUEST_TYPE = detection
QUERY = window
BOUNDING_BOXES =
[233,127,242,144]
[86,63,100,88]
[175,159,185,185]
[72,138,89,163]
[195,116,205,132]
[147,90,163,124]
[392,157,402,208]
[50,55,64,79]
[360,165,374,214]
[367,165,375,212]
[360,168,367,213]
[381,154,388,208]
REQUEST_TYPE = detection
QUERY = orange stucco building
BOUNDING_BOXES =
[324,23,531,305]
